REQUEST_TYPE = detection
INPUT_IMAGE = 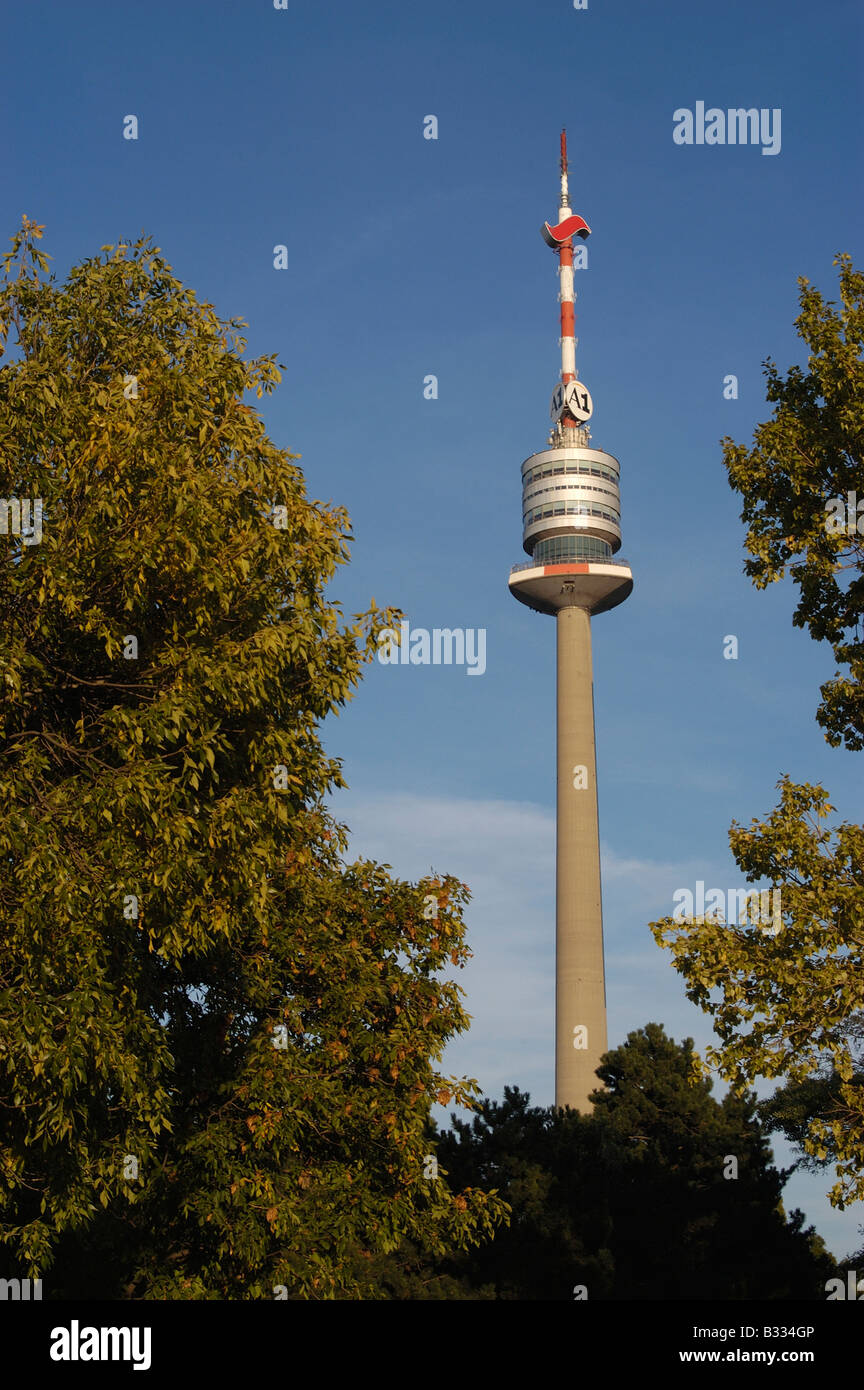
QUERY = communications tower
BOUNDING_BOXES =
[509,131,633,1112]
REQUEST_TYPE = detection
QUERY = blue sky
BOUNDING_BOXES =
[6,0,863,1260]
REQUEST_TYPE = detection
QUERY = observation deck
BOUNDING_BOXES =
[509,554,633,616]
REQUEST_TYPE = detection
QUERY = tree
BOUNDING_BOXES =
[758,1029,862,1176]
[722,253,864,749]
[653,255,864,1210]
[432,1085,617,1300]
[420,1027,831,1300]
[0,218,505,1298]
[591,1024,831,1300]
[653,780,864,1208]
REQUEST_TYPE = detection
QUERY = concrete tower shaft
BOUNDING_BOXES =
[556,604,607,1107]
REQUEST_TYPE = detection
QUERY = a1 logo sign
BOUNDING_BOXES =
[564,380,593,422]
[549,380,593,423]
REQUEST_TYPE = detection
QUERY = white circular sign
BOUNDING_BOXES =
[550,379,593,423]
[549,381,566,420]
[563,379,593,422]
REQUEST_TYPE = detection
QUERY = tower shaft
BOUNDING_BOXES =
[556,605,607,1109]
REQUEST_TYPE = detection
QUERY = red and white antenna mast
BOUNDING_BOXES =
[541,129,592,434]
[558,129,576,385]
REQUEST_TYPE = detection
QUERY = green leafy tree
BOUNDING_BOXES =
[758,1021,863,1176]
[0,218,505,1298]
[419,1027,831,1300]
[653,257,864,1210]
[722,253,863,749]
[653,782,864,1208]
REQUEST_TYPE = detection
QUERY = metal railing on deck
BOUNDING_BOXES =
[510,556,630,574]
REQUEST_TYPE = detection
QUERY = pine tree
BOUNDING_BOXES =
[424,1028,832,1300]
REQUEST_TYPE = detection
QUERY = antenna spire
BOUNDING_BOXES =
[560,128,570,209]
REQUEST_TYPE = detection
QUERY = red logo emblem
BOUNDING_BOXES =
[541,214,591,247]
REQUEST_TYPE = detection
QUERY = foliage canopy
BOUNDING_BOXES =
[654,255,864,1210]
[0,218,504,1298]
